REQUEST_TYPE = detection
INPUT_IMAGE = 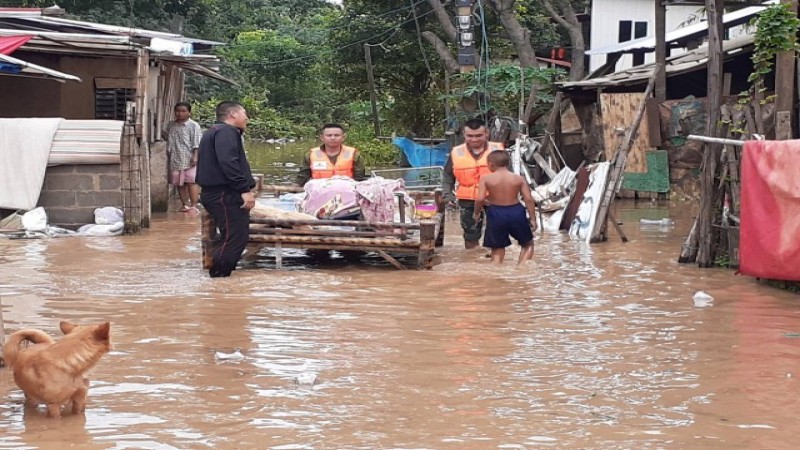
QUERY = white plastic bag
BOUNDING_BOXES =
[21,207,48,232]
[94,207,124,225]
[78,222,124,237]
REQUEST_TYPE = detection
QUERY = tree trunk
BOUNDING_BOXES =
[422,31,460,75]
[427,0,457,43]
[487,0,539,68]
[542,0,585,80]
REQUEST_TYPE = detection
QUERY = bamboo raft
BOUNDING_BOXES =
[201,186,446,270]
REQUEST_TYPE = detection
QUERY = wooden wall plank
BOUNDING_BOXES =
[600,92,654,173]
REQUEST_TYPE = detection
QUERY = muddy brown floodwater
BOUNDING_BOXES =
[1,199,799,450]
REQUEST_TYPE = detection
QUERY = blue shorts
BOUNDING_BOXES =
[483,203,533,248]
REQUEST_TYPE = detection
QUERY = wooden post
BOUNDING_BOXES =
[396,193,406,223]
[134,49,148,139]
[434,188,446,247]
[0,296,4,367]
[654,0,667,103]
[419,221,437,269]
[590,66,660,242]
[134,48,151,228]
[775,0,798,140]
[695,0,724,267]
[363,44,381,137]
[538,92,564,172]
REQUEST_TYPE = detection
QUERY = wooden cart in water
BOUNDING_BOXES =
[201,186,446,270]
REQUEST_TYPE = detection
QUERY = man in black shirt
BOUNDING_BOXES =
[196,101,256,277]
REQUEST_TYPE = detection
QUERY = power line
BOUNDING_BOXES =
[365,10,413,49]
[409,0,434,79]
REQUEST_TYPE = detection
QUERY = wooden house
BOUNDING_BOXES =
[0,6,233,230]
[553,0,777,201]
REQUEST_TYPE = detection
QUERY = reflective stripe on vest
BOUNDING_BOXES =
[451,142,504,200]
[310,145,356,179]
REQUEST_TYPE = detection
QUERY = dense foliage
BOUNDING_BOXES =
[14,0,575,163]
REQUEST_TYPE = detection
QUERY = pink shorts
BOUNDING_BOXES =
[170,166,196,186]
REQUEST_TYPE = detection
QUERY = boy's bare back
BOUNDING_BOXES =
[482,167,527,206]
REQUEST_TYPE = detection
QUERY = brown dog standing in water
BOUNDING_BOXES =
[3,321,112,418]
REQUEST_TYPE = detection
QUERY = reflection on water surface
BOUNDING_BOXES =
[1,191,799,449]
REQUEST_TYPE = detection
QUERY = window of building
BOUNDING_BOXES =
[618,20,648,43]
[635,21,648,39]
[618,20,632,43]
[95,88,134,120]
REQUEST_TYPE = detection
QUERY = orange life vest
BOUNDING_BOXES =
[309,145,356,179]
[451,142,504,200]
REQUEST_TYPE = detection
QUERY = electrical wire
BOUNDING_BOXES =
[476,0,491,115]
[365,10,413,49]
[409,0,434,80]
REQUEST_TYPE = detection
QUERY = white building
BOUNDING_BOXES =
[588,0,703,71]
[586,0,771,74]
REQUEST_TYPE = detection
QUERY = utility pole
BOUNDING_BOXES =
[363,44,381,137]
[455,0,475,73]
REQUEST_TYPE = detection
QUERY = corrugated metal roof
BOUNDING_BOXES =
[0,10,222,49]
[17,16,222,47]
[561,34,754,90]
[585,0,774,56]
[0,8,230,82]
[0,52,81,82]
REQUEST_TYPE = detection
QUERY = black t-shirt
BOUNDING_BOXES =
[196,122,255,193]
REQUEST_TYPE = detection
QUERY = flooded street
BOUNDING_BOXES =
[2,198,800,449]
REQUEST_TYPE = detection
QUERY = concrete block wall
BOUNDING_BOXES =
[38,164,122,227]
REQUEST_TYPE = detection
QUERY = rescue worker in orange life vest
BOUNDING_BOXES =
[295,123,366,186]
[442,118,505,249]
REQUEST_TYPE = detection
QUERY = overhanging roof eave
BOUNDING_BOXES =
[0,52,81,81]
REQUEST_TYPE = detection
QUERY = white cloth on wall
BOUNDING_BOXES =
[0,118,62,210]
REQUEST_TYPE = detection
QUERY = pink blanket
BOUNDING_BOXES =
[300,176,360,219]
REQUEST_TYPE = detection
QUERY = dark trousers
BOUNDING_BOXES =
[201,188,250,278]
[458,199,484,242]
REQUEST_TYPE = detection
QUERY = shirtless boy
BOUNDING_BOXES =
[473,151,538,264]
